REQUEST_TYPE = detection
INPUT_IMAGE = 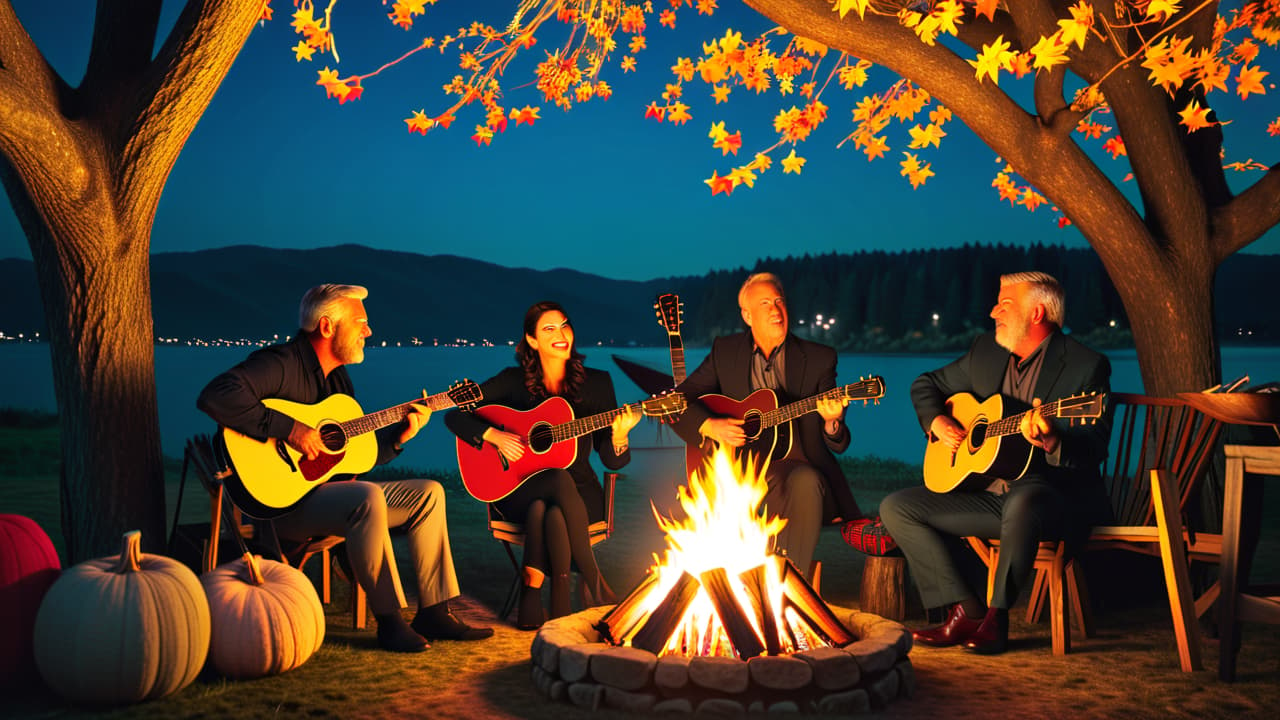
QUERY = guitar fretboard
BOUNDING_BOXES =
[668,334,687,386]
[340,391,456,438]
[550,403,644,443]
[760,382,882,430]
[986,398,1072,440]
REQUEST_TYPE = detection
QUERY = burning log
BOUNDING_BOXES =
[773,555,855,648]
[738,563,782,656]
[699,567,765,659]
[596,572,660,645]
[629,571,700,654]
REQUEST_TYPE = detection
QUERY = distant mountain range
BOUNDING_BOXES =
[0,243,1276,346]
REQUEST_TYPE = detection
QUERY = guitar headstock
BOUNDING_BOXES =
[843,375,887,405]
[641,391,687,422]
[654,293,683,335]
[1058,392,1107,425]
[447,380,483,411]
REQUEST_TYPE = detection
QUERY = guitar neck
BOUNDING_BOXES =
[341,391,456,438]
[550,403,639,444]
[985,398,1071,440]
[760,386,851,430]
[668,334,687,385]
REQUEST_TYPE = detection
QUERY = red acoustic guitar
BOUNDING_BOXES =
[684,376,886,479]
[456,393,687,502]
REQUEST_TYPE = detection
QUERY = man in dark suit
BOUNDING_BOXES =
[880,271,1112,655]
[672,272,862,578]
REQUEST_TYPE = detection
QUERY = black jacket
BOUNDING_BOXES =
[671,332,861,523]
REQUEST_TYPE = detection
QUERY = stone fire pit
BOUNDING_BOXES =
[530,604,914,714]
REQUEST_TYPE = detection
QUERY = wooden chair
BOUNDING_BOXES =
[967,393,1224,666]
[488,472,619,619]
[183,434,368,629]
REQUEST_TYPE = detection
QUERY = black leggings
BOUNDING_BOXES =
[493,469,604,588]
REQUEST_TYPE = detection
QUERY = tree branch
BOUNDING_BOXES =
[743,0,1158,271]
[82,0,163,107]
[115,0,261,225]
[1214,167,1280,261]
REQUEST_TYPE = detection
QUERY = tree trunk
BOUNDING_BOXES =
[36,227,167,560]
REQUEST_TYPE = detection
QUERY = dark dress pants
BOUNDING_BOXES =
[879,477,1068,610]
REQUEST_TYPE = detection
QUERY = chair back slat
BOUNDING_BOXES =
[1101,393,1222,528]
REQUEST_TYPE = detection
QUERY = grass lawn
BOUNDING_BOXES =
[3,411,1279,719]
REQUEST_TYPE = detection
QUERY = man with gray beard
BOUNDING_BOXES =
[880,272,1113,655]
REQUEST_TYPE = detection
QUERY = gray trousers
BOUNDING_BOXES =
[764,459,826,578]
[273,478,460,615]
[878,479,1068,610]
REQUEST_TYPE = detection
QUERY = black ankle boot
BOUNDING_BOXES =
[376,612,428,653]
[517,584,546,630]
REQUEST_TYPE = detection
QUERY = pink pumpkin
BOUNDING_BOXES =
[0,514,61,685]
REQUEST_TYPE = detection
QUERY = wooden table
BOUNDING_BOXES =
[1219,444,1280,682]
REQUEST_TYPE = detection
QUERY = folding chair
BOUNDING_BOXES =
[182,433,368,629]
[488,472,619,619]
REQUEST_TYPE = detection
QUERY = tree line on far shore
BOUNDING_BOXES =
[658,243,1276,352]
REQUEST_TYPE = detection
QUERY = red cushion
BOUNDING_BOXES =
[841,517,897,556]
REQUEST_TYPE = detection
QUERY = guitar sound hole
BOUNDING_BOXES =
[969,422,988,448]
[741,412,762,441]
[319,424,347,452]
[528,424,554,454]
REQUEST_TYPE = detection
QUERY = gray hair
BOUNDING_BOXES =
[299,284,368,332]
[738,272,785,309]
[1001,272,1064,327]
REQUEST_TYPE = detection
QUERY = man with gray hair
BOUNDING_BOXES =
[198,284,492,653]
[880,271,1112,655]
[671,272,863,578]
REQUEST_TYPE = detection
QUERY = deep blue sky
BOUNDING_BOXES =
[2,1,1277,281]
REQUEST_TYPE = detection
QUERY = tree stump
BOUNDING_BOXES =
[859,555,905,621]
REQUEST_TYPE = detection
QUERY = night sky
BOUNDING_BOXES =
[2,1,1277,281]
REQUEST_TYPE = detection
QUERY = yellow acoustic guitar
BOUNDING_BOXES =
[219,381,481,518]
[922,391,1106,494]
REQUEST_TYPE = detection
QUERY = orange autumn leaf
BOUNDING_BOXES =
[1178,99,1215,131]
[405,109,432,135]
[1236,64,1269,99]
[713,130,743,155]
[645,101,667,121]
[510,105,541,126]
[1102,135,1127,158]
[704,170,735,195]
[667,102,692,125]
[471,124,493,146]
[973,0,999,22]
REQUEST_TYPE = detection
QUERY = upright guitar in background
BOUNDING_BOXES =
[457,393,687,502]
[220,381,483,518]
[654,293,687,386]
[686,376,887,479]
[922,391,1107,494]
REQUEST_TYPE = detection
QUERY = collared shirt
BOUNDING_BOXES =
[750,340,786,393]
[989,334,1060,494]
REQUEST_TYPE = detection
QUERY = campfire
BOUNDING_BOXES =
[528,445,915,714]
[597,448,853,658]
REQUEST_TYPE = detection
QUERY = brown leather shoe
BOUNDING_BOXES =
[963,607,1009,655]
[912,603,985,647]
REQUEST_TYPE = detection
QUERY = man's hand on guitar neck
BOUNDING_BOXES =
[396,391,434,449]
[699,417,746,448]
[287,421,326,461]
[1019,398,1060,455]
[930,415,966,451]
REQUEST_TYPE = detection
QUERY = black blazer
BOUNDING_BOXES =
[910,331,1113,502]
[671,332,861,523]
[444,366,630,520]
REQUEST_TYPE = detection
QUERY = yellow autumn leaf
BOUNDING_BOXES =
[968,34,1015,85]
[782,149,806,174]
[833,0,870,20]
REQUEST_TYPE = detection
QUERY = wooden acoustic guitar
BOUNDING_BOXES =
[220,381,482,518]
[685,376,886,479]
[456,392,687,502]
[922,391,1107,494]
[654,293,687,386]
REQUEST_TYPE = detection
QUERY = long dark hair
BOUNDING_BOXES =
[516,300,587,401]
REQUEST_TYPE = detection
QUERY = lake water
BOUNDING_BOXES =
[2,344,1278,469]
